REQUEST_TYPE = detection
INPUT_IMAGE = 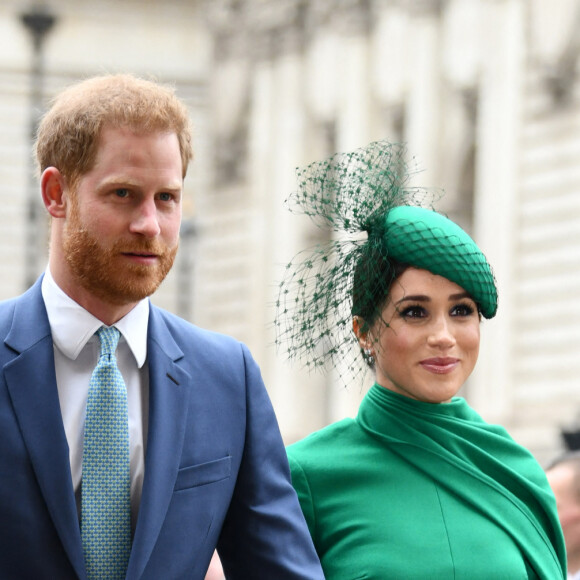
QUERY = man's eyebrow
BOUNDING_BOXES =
[98,177,182,191]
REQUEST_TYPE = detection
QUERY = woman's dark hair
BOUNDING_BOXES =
[351,239,410,335]
[352,245,409,369]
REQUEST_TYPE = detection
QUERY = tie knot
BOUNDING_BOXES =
[97,326,121,358]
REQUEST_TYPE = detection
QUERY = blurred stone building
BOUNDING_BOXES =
[1,0,579,462]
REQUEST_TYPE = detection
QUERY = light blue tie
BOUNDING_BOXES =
[81,326,131,579]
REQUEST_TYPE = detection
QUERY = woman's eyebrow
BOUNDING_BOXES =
[449,292,473,301]
[394,295,429,306]
[395,291,473,307]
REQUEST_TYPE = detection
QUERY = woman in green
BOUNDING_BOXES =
[275,141,566,579]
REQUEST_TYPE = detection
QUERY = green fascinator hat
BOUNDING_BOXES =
[274,140,497,383]
[383,205,497,319]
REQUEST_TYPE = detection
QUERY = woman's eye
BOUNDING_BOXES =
[451,303,476,317]
[399,305,426,319]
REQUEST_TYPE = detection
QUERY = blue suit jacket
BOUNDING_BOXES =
[0,279,323,579]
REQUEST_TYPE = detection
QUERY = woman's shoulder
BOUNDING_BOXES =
[287,417,362,464]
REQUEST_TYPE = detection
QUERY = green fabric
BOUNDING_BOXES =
[287,384,566,580]
[383,206,497,318]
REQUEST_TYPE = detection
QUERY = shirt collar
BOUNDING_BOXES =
[41,268,149,367]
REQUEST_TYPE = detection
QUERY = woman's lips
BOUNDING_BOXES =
[419,357,459,374]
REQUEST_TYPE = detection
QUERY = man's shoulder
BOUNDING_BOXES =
[0,277,43,310]
[0,296,18,334]
[148,305,260,382]
[0,287,33,310]
[0,285,47,356]
[0,285,41,328]
[0,294,19,314]
[149,304,245,352]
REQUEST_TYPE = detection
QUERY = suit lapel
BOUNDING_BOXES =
[4,281,86,579]
[127,307,191,580]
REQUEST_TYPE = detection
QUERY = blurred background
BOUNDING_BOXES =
[1,0,579,464]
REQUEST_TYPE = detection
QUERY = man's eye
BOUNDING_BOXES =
[115,188,129,198]
[159,192,173,202]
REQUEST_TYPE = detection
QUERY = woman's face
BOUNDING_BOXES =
[356,267,481,404]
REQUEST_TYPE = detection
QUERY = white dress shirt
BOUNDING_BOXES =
[41,268,149,528]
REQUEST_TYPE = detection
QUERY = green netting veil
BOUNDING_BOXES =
[274,140,497,384]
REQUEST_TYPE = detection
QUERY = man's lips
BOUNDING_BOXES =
[121,251,159,264]
[419,357,459,374]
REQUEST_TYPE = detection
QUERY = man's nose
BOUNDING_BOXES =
[129,199,161,237]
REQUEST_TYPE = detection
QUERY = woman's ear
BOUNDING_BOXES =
[41,167,68,218]
[353,316,370,348]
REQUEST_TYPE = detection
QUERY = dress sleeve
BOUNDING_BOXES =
[287,451,317,542]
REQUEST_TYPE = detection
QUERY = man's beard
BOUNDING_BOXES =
[62,207,178,306]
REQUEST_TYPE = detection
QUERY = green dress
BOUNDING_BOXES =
[287,384,566,580]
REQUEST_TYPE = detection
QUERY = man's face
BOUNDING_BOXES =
[61,126,183,308]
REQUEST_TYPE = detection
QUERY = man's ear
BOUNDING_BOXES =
[41,167,68,218]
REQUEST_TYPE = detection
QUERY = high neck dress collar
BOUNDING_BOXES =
[358,382,476,432]
[354,382,566,580]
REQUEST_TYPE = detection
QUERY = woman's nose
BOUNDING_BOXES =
[427,317,456,348]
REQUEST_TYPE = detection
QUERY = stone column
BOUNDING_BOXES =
[403,0,443,186]
[469,0,525,422]
[324,1,375,422]
[248,3,331,442]
[334,0,374,152]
